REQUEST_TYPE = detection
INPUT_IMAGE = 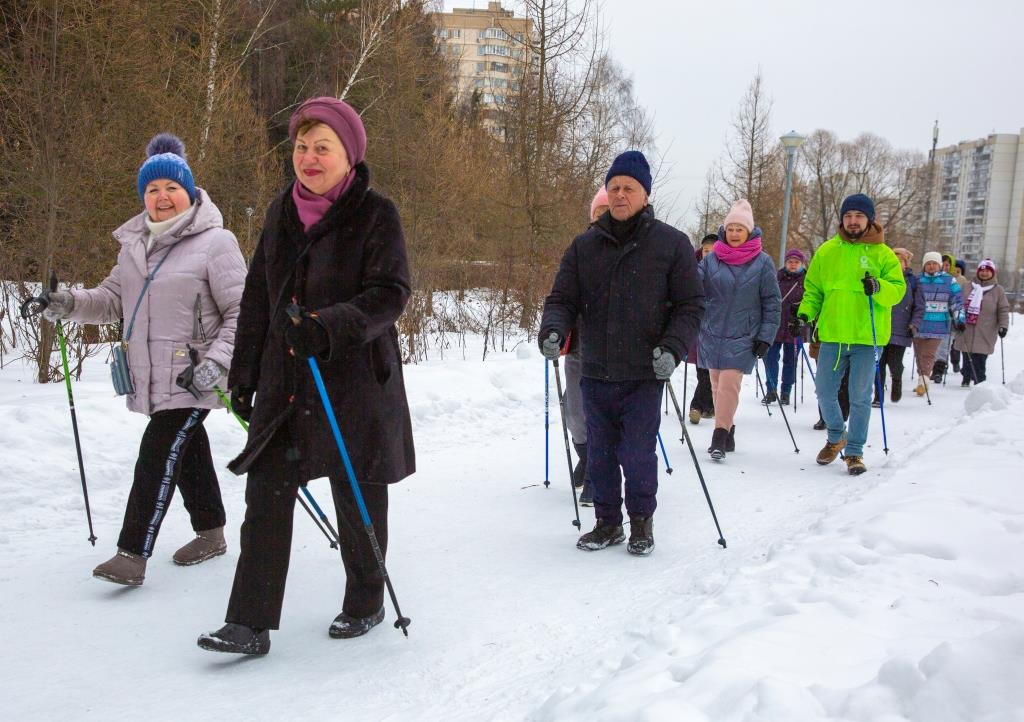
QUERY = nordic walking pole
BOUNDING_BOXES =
[1001,336,1006,385]
[212,387,339,549]
[761,360,799,453]
[795,339,801,411]
[754,366,773,417]
[551,358,582,529]
[21,272,97,546]
[657,432,673,474]
[798,338,817,383]
[665,380,726,548]
[865,275,891,454]
[543,360,550,488]
[288,306,410,636]
[682,361,689,414]
[664,382,669,415]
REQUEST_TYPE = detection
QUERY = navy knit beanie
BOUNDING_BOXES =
[605,150,652,195]
[839,193,875,223]
[137,134,196,203]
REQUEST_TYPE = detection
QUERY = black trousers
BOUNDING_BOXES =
[118,408,224,558]
[962,352,988,383]
[226,430,388,630]
[877,343,906,391]
[689,366,714,413]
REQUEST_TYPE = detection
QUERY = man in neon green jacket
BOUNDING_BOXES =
[796,194,904,475]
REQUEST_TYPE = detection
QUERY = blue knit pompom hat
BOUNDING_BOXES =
[605,150,652,195]
[137,133,196,203]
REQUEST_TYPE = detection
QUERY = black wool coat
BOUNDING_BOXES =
[227,163,415,485]
[540,206,704,382]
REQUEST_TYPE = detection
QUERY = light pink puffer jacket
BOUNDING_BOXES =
[69,189,246,415]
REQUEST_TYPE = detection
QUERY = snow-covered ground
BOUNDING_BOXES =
[2,323,1023,721]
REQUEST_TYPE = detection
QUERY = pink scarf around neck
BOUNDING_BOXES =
[713,235,763,265]
[291,169,355,232]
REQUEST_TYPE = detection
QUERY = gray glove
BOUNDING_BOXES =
[192,359,226,392]
[41,291,75,322]
[540,332,562,360]
[652,347,676,380]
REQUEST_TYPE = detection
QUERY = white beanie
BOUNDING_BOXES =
[923,251,942,266]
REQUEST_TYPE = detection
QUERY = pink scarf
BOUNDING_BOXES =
[713,235,763,266]
[291,170,355,232]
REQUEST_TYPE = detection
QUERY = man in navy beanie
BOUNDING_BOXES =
[539,150,704,555]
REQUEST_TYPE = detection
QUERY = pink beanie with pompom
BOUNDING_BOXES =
[590,187,609,222]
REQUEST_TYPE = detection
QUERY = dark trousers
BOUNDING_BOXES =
[118,408,223,558]
[950,347,961,368]
[226,430,388,630]
[877,343,906,391]
[580,377,662,526]
[690,366,714,413]
[764,341,797,394]
[962,352,988,383]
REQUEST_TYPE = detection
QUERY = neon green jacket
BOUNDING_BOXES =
[798,226,905,347]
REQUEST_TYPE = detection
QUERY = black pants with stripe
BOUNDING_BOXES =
[117,408,225,557]
[225,428,388,630]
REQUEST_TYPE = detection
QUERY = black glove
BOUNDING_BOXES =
[285,313,331,359]
[998,327,1007,338]
[753,340,770,358]
[862,272,880,296]
[230,386,254,423]
[787,314,805,337]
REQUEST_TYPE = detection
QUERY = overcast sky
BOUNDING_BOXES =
[442,0,1024,226]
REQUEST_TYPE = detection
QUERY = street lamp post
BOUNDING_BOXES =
[778,130,806,269]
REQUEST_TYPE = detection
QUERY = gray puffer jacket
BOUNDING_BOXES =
[697,249,781,373]
[69,189,246,415]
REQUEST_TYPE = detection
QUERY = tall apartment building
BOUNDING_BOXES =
[925,129,1024,289]
[431,2,534,137]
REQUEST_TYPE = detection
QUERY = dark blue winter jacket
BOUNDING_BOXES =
[888,269,922,347]
[697,243,781,373]
[540,205,704,382]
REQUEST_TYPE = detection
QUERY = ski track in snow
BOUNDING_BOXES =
[1,329,1023,721]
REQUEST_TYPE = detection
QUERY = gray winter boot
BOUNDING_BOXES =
[93,549,146,586]
[173,527,227,566]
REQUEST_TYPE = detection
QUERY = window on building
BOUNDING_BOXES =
[491,62,510,73]
[476,62,485,72]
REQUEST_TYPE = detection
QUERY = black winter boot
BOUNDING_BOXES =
[571,442,588,489]
[761,390,778,406]
[329,608,384,639]
[931,360,947,384]
[779,392,790,405]
[197,623,270,655]
[577,518,625,551]
[891,377,902,403]
[725,425,736,453]
[708,427,728,460]
[627,515,654,556]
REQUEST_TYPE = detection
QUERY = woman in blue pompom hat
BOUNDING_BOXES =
[43,133,247,585]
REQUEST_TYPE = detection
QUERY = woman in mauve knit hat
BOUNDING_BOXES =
[198,97,415,655]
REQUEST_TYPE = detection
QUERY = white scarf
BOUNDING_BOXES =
[966,281,994,320]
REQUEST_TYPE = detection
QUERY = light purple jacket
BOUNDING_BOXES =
[69,189,246,415]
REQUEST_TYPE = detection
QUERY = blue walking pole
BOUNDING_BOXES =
[797,338,816,382]
[865,275,890,455]
[288,305,411,636]
[657,432,673,474]
[544,360,550,488]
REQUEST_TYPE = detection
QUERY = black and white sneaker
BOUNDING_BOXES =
[576,518,625,551]
[197,623,270,655]
[329,608,384,639]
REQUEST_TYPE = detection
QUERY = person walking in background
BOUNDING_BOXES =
[932,253,968,381]
[688,233,718,424]
[198,97,415,655]
[953,259,1009,386]
[874,247,921,405]
[762,248,806,406]
[911,251,964,397]
[540,150,704,556]
[42,133,246,585]
[697,199,781,460]
[796,193,904,476]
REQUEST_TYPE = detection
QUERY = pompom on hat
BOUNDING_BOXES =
[137,133,196,203]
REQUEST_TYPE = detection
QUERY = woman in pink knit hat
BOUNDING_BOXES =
[697,199,781,459]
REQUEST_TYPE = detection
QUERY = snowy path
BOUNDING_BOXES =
[2,329,1023,721]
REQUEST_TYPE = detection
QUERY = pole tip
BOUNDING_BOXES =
[572,520,581,529]
[394,617,411,637]
[718,539,727,549]
[666,468,673,474]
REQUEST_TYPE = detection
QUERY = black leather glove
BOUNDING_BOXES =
[787,314,805,337]
[230,386,254,423]
[862,273,880,296]
[998,327,1007,338]
[753,340,770,358]
[285,314,331,359]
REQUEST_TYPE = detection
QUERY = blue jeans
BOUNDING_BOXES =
[764,341,797,394]
[815,343,876,457]
[580,378,663,525]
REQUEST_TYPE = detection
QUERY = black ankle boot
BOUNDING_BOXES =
[627,515,654,556]
[725,425,736,452]
[571,442,588,489]
[708,427,728,460]
[197,623,270,655]
[329,608,385,639]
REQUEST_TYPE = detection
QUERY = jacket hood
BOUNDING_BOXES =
[112,187,223,247]
[837,221,885,245]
